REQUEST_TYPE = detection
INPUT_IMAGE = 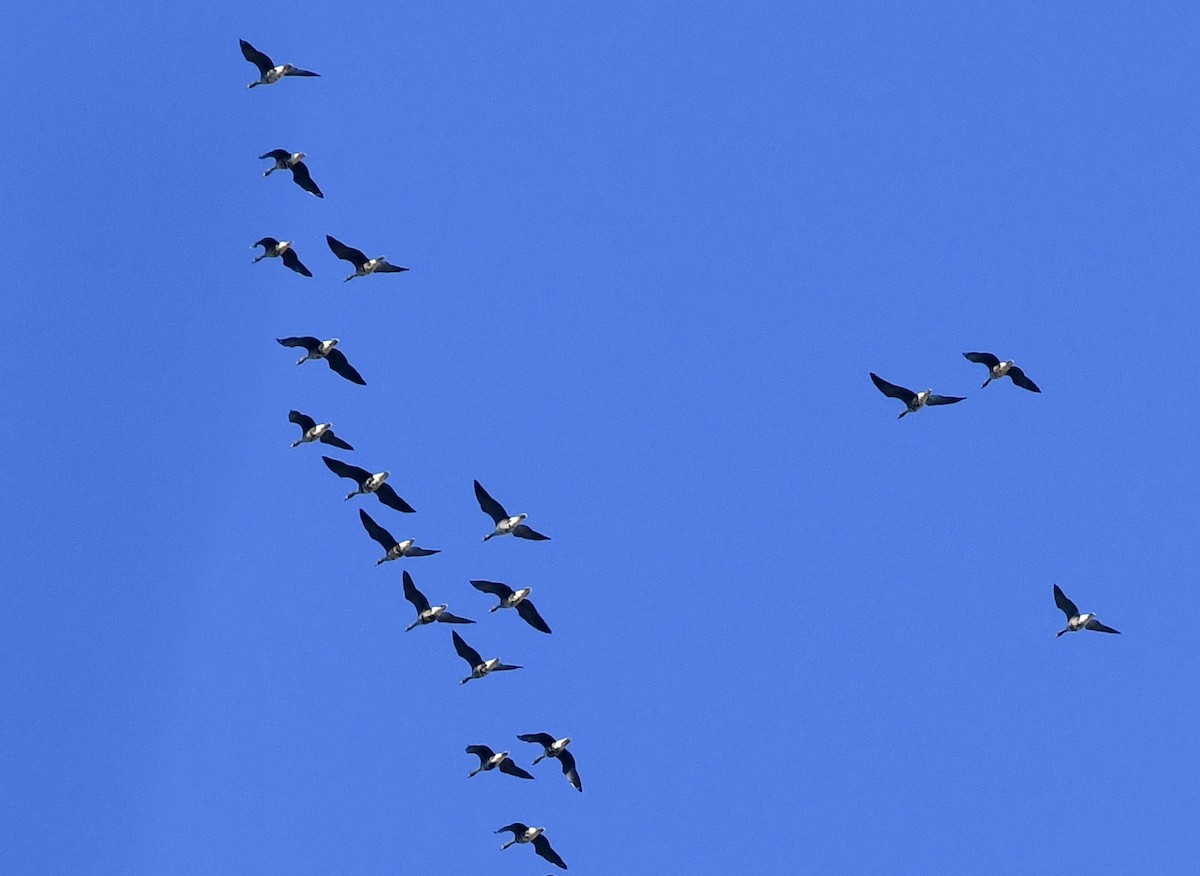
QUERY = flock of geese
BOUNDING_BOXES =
[242,38,576,871]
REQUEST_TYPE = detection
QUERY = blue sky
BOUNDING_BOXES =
[4,1,1199,871]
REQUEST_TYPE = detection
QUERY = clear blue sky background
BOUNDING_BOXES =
[3,2,1199,872]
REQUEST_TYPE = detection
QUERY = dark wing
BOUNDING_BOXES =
[491,663,522,672]
[513,524,550,541]
[532,835,567,870]
[374,263,409,273]
[469,579,515,599]
[558,749,582,791]
[358,509,397,550]
[466,744,495,762]
[374,483,416,514]
[324,348,366,385]
[452,631,483,668]
[517,732,555,747]
[1007,366,1041,393]
[474,480,509,523]
[963,351,1001,369]
[515,599,552,634]
[404,546,440,557]
[281,249,312,277]
[290,162,323,198]
[498,759,534,780]
[260,149,290,161]
[1085,619,1120,635]
[496,822,528,837]
[284,67,320,78]
[870,372,917,404]
[240,39,274,76]
[401,570,431,613]
[436,611,475,625]
[326,235,368,268]
[926,394,965,406]
[254,236,280,250]
[319,431,354,451]
[277,335,320,351]
[322,455,369,485]
[288,410,316,432]
[1053,585,1079,620]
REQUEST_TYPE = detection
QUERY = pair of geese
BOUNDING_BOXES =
[871,352,1040,418]
[400,570,552,636]
[253,234,408,281]
[467,734,582,792]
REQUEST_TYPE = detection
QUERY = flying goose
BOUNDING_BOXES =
[288,410,353,450]
[326,235,409,282]
[276,337,365,385]
[465,745,534,780]
[1054,585,1120,637]
[869,372,965,419]
[495,823,567,870]
[358,509,439,564]
[469,580,551,633]
[252,238,312,276]
[474,480,550,542]
[240,39,319,89]
[963,352,1041,392]
[517,733,581,791]
[322,456,415,512]
[402,570,474,631]
[259,150,323,198]
[452,630,521,685]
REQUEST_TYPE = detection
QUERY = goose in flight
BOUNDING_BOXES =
[259,150,323,198]
[469,580,551,633]
[326,235,409,282]
[322,456,414,512]
[465,745,534,780]
[495,823,567,870]
[240,39,319,89]
[474,480,550,542]
[517,733,581,791]
[402,571,474,631]
[287,410,353,450]
[276,337,365,385]
[963,352,1041,392]
[252,238,312,277]
[358,509,439,564]
[1054,585,1120,637]
[452,630,521,685]
[869,372,964,419]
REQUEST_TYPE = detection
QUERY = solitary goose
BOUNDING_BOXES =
[495,824,567,870]
[259,150,323,198]
[240,39,319,89]
[469,580,551,633]
[326,235,409,282]
[322,456,414,512]
[252,238,312,276]
[517,733,581,791]
[869,372,965,419]
[1054,585,1120,637]
[403,571,473,631]
[276,337,365,385]
[474,480,550,542]
[465,745,534,780]
[358,509,439,564]
[963,352,1041,392]
[288,410,353,450]
[452,630,521,685]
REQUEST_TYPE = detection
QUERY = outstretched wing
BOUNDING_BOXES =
[254,236,280,250]
[277,335,319,351]
[558,749,582,791]
[926,394,965,406]
[319,431,354,451]
[404,546,440,557]
[869,372,917,405]
[1053,585,1079,620]
[452,631,483,668]
[469,579,515,599]
[290,162,324,198]
[491,663,522,672]
[517,732,556,747]
[498,759,534,780]
[374,262,409,273]
[465,744,495,762]
[323,455,369,485]
[260,149,290,161]
[401,570,430,613]
[288,410,316,432]
[240,39,274,76]
[324,348,366,385]
[281,249,312,277]
[326,235,369,268]
[963,351,1001,369]
[513,524,550,541]
[532,835,567,870]
[515,599,552,634]
[1085,619,1120,635]
[358,509,396,550]
[1007,366,1041,393]
[375,483,416,514]
[435,611,475,625]
[473,480,509,523]
[495,822,528,837]
[284,67,320,78]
